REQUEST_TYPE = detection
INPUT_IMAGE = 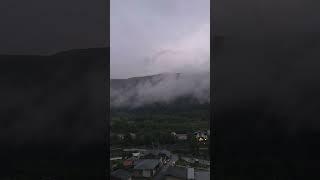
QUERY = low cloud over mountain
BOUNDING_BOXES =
[111,72,209,108]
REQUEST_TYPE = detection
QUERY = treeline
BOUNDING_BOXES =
[111,96,210,115]
[111,116,209,135]
[110,130,210,156]
[110,131,177,146]
[111,109,210,122]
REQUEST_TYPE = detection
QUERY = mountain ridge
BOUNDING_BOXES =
[110,72,210,109]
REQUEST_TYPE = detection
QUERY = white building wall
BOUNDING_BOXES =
[142,170,151,177]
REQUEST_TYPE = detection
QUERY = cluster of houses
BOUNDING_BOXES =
[170,130,210,142]
[165,166,210,180]
[111,166,209,180]
[113,130,210,142]
[110,129,210,179]
[111,148,210,180]
[111,149,172,179]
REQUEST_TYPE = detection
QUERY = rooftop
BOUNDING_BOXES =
[134,159,160,170]
[165,166,187,179]
[195,170,210,180]
[159,149,171,157]
[165,166,210,180]
[111,169,132,179]
[133,159,144,166]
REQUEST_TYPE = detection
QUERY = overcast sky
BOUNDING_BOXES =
[111,0,210,79]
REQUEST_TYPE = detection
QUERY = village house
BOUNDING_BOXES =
[132,152,140,159]
[176,134,188,140]
[159,149,172,161]
[111,169,132,180]
[194,131,208,142]
[142,153,164,166]
[123,158,134,169]
[123,149,148,160]
[133,159,144,166]
[133,159,161,178]
[165,167,194,180]
[141,149,172,165]
[165,167,210,180]
[142,150,159,159]
[194,170,210,180]
[110,157,122,161]
[122,153,142,169]
[171,132,188,140]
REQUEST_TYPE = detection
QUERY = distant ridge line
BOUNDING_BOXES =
[111,73,181,81]
[0,47,108,57]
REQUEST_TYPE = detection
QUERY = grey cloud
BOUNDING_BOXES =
[110,73,209,108]
[111,0,210,78]
[111,1,210,107]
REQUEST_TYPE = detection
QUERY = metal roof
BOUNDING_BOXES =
[111,169,132,179]
[133,159,160,170]
[133,159,144,166]
[159,149,171,157]
[165,166,187,179]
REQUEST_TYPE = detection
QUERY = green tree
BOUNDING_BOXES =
[190,136,199,155]
[122,133,133,146]
[144,133,153,145]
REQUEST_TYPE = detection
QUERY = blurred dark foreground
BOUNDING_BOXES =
[0,48,108,179]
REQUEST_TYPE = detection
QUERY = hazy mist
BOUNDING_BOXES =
[111,0,210,79]
[111,73,209,108]
[110,1,210,107]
